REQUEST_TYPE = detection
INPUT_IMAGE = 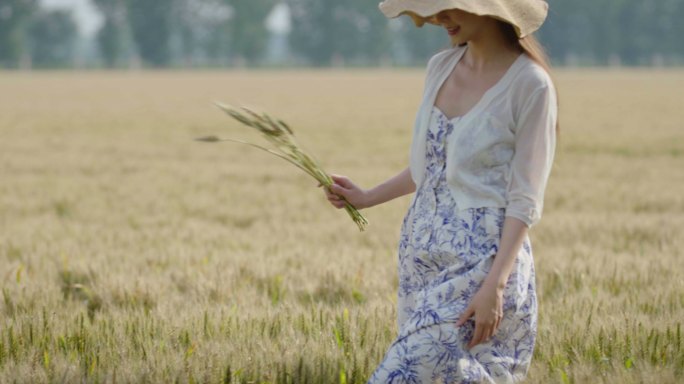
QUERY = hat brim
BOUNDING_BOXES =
[379,0,548,38]
[400,10,523,38]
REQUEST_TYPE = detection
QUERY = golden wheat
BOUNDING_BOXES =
[197,102,368,231]
[0,68,682,383]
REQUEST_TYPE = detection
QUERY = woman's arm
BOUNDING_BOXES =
[456,216,528,348]
[323,167,416,209]
[457,78,558,348]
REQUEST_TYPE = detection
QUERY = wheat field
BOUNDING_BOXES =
[0,67,682,383]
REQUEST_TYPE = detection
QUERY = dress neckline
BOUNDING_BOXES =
[432,46,526,122]
[432,105,462,124]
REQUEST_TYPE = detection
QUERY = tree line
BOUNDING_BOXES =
[1,0,683,69]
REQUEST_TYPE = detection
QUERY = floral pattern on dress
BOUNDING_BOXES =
[368,107,538,384]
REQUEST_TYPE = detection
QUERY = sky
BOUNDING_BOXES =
[40,0,291,38]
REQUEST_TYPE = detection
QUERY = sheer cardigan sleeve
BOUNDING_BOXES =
[505,83,558,228]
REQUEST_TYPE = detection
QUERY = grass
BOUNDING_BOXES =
[0,68,683,383]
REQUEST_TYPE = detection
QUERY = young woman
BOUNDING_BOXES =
[323,0,557,382]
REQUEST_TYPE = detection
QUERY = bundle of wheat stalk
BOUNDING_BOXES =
[196,102,368,231]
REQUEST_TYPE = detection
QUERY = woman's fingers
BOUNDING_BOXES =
[324,194,347,209]
[329,183,344,195]
[324,174,365,208]
[322,182,345,200]
[494,316,502,335]
[330,183,353,199]
[459,304,484,349]
[326,188,347,208]
[324,187,338,199]
[470,320,498,348]
[327,187,347,202]
[468,323,486,349]
[468,315,505,348]
[456,306,473,327]
[331,174,353,188]
[484,324,494,342]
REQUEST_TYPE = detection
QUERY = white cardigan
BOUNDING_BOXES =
[409,45,557,228]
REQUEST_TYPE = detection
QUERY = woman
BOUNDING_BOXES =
[323,0,557,382]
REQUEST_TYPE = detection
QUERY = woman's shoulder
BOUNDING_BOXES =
[514,55,555,93]
[508,55,558,119]
[426,45,465,76]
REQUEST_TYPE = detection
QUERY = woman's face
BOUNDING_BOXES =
[431,9,491,46]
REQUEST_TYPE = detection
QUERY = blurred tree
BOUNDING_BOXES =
[28,9,77,68]
[93,0,126,68]
[0,0,37,68]
[586,1,622,65]
[538,0,576,64]
[6,0,684,69]
[539,0,684,66]
[172,0,199,66]
[675,0,684,61]
[125,0,175,67]
[287,0,391,66]
[345,0,391,65]
[224,0,275,65]
[615,1,652,65]
[200,4,232,64]
[655,0,681,63]
[287,0,335,66]
[171,0,227,66]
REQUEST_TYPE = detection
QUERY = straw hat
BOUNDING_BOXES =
[378,0,548,38]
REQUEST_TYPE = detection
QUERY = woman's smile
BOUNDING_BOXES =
[446,26,461,36]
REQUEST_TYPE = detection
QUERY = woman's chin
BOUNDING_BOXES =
[449,36,466,46]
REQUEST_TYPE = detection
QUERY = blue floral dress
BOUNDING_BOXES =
[368,106,538,384]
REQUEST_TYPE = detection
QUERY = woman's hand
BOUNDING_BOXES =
[456,282,504,349]
[321,174,371,209]
[321,168,415,210]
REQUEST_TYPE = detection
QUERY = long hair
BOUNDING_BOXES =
[500,21,560,133]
